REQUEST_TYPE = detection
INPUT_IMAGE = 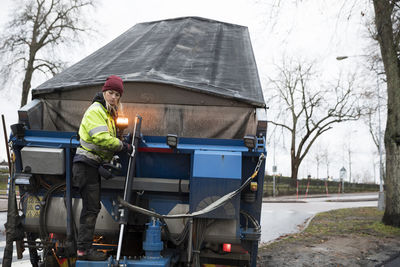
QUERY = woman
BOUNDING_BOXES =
[72,75,132,261]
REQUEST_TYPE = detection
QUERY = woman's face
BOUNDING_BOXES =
[104,90,121,106]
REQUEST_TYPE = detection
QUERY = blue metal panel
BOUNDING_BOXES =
[75,260,109,267]
[129,258,170,266]
[136,152,191,179]
[190,150,242,219]
[76,257,170,267]
[11,130,80,148]
[140,136,250,152]
[193,150,241,179]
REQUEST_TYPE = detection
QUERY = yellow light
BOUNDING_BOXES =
[250,182,258,192]
[116,117,129,128]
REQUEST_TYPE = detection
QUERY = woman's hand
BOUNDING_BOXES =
[121,142,133,154]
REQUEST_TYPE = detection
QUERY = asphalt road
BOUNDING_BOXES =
[0,196,30,266]
[0,192,379,266]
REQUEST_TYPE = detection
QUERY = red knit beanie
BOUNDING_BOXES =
[102,75,124,95]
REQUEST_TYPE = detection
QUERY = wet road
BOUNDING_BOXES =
[0,209,31,265]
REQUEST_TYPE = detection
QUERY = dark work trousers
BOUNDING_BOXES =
[72,162,101,251]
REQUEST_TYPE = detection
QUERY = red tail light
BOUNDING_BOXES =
[222,243,231,252]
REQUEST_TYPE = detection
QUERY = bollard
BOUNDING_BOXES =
[305,180,310,199]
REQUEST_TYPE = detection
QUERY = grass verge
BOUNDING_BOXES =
[260,207,400,250]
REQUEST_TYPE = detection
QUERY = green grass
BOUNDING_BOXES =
[260,207,400,249]
[312,207,400,237]
[0,182,7,190]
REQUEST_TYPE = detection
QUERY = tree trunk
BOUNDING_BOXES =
[383,135,400,225]
[373,0,400,226]
[291,156,299,181]
[290,120,298,181]
[20,55,35,107]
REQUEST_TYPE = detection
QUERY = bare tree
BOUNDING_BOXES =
[321,147,331,180]
[313,145,323,179]
[267,60,362,181]
[373,0,400,226]
[347,144,352,183]
[0,0,96,107]
[363,92,387,183]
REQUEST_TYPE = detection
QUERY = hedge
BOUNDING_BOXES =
[263,175,379,197]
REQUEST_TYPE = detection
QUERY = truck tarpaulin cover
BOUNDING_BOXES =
[31,17,265,138]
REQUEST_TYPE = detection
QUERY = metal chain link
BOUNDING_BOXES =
[251,153,265,179]
[254,153,265,173]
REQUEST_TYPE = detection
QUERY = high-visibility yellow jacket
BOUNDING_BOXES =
[77,101,123,163]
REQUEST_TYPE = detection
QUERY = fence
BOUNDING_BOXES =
[263,175,380,197]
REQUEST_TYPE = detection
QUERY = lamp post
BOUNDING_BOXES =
[336,55,385,209]
[377,74,385,210]
[272,130,277,197]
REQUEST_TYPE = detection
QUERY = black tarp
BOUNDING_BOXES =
[32,17,265,107]
[28,17,265,138]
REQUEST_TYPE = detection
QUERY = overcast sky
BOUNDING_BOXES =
[0,0,380,183]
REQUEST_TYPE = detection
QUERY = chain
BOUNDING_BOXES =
[255,153,265,173]
[251,153,265,179]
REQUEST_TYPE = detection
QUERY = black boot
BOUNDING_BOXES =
[77,248,107,261]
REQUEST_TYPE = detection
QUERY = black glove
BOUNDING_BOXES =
[98,165,114,180]
[122,142,133,154]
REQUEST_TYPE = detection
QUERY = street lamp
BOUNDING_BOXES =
[377,74,385,210]
[336,55,385,209]
[336,55,368,61]
[336,56,349,60]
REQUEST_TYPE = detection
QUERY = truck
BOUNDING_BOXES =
[3,16,267,267]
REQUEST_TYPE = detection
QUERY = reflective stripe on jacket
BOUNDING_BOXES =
[78,102,123,162]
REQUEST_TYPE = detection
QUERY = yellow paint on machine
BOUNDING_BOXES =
[60,258,76,266]
[26,195,42,218]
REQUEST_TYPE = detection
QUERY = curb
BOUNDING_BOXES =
[299,214,316,234]
[325,198,378,202]
[260,214,316,247]
[263,200,307,203]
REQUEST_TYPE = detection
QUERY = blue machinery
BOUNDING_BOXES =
[9,122,266,266]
